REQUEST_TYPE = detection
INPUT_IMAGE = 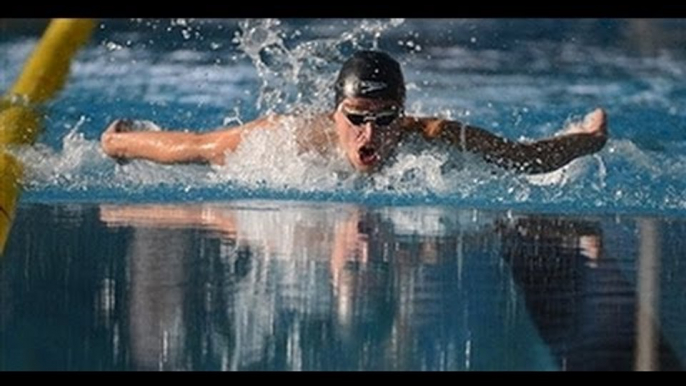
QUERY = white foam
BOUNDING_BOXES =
[4,20,686,213]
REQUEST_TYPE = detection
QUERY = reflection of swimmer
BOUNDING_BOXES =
[498,216,682,371]
[101,50,607,174]
[98,203,496,370]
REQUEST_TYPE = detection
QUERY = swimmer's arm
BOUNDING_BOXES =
[99,204,237,236]
[405,108,608,174]
[101,115,282,165]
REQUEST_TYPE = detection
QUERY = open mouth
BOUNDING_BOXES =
[358,145,379,166]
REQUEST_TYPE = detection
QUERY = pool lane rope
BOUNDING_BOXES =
[0,19,96,254]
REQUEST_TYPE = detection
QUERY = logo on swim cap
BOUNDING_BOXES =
[358,80,389,94]
[334,51,405,107]
[343,80,389,98]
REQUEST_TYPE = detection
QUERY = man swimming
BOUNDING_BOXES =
[101,50,608,174]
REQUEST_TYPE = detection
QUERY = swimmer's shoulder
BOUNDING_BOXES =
[398,115,447,138]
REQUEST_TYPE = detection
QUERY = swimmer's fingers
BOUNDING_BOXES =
[560,108,608,138]
[104,118,135,134]
[101,119,133,165]
[105,118,163,133]
[584,108,607,137]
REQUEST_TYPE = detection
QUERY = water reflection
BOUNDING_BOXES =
[498,216,682,371]
[1,202,685,370]
[99,202,549,370]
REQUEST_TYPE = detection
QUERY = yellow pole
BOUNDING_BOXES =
[0,18,96,253]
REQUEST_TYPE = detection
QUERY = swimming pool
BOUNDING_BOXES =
[1,18,685,370]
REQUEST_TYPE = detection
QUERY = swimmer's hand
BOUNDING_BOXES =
[101,119,161,163]
[106,118,161,133]
[563,108,608,147]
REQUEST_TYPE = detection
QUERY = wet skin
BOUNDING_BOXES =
[331,97,403,172]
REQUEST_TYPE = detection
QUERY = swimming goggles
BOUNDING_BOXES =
[343,108,401,127]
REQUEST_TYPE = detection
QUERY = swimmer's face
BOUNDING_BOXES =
[333,97,403,172]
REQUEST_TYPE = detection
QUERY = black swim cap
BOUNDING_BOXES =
[334,50,405,107]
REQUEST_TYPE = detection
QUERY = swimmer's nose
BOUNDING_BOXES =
[358,122,374,141]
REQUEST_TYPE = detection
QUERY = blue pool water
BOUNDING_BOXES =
[1,19,686,370]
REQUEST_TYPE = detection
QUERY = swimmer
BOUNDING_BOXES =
[101,50,607,174]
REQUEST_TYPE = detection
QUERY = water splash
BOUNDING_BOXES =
[234,18,406,114]
[4,19,686,214]
[15,112,680,215]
